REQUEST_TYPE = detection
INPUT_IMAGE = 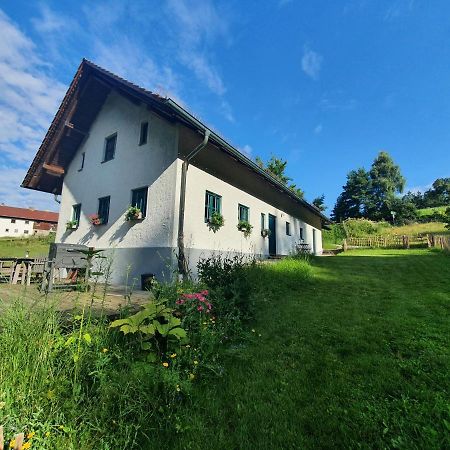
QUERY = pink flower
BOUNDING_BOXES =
[176,299,185,305]
[201,290,209,296]
[184,293,195,299]
[197,306,204,312]
[207,303,212,310]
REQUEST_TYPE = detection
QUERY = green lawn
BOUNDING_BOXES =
[175,249,450,449]
[417,206,447,217]
[0,236,52,258]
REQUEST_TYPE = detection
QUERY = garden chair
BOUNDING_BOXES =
[0,260,15,283]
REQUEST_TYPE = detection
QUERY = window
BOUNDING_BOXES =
[204,191,221,222]
[139,122,148,145]
[131,187,148,218]
[72,204,81,226]
[25,220,29,224]
[11,219,16,223]
[300,227,304,241]
[261,213,265,230]
[103,134,117,162]
[79,152,85,171]
[286,222,291,236]
[14,229,18,233]
[98,196,110,225]
[238,204,249,222]
[24,230,29,234]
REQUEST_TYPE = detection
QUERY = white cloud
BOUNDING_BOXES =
[93,38,181,99]
[384,0,415,21]
[301,46,323,80]
[405,183,432,195]
[320,91,358,111]
[0,165,57,210]
[0,9,65,208]
[240,144,252,157]
[314,124,323,135]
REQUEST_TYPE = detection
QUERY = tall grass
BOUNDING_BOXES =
[0,255,262,449]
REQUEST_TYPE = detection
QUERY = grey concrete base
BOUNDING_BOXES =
[96,246,269,286]
[97,246,177,287]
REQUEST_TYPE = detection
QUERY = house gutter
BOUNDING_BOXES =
[177,129,211,278]
[165,99,329,223]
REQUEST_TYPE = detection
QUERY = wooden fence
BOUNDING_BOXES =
[342,234,449,250]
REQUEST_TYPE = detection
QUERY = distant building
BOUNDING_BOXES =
[0,205,58,237]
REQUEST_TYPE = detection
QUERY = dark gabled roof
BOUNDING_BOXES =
[0,205,58,223]
[22,59,329,223]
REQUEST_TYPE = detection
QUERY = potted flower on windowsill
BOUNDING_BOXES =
[207,211,224,233]
[89,214,102,226]
[125,206,143,221]
[261,228,271,238]
[237,220,253,238]
[66,220,78,231]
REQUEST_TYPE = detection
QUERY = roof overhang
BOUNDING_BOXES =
[22,59,330,224]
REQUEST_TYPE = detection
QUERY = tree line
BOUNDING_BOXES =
[331,151,450,225]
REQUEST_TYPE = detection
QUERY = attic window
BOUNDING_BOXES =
[139,122,148,146]
[103,134,117,162]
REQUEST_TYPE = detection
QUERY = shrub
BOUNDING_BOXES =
[197,254,255,321]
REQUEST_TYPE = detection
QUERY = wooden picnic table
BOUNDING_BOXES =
[0,257,47,285]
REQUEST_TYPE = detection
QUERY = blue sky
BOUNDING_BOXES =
[1,0,449,212]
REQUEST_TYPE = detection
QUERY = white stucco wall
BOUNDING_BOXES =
[54,90,322,284]
[181,162,322,261]
[56,92,180,283]
[0,217,34,237]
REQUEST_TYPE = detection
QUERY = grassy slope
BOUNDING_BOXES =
[417,206,447,217]
[383,222,448,236]
[176,250,450,449]
[0,237,52,258]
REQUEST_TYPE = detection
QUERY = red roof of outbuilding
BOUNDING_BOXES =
[0,205,58,223]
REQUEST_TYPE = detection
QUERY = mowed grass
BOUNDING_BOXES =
[173,250,450,449]
[0,236,52,258]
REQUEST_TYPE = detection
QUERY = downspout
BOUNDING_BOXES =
[177,129,211,278]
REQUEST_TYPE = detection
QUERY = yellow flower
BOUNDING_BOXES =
[170,353,177,358]
[59,425,64,430]
[22,442,31,450]
[102,348,108,353]
[9,440,16,448]
[189,373,195,380]
[193,360,198,365]
[26,432,35,439]
[45,431,50,438]
[162,362,169,367]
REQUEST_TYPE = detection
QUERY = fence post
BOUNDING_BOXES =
[343,239,347,252]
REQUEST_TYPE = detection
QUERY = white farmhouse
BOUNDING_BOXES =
[0,205,58,238]
[22,60,328,285]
